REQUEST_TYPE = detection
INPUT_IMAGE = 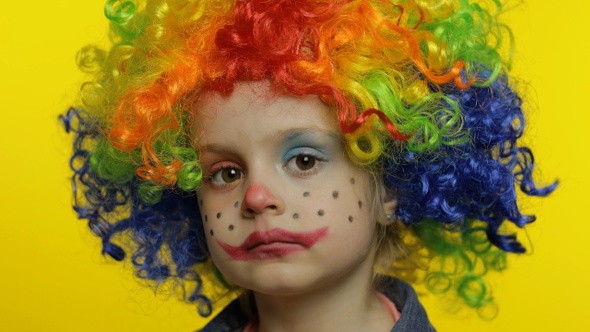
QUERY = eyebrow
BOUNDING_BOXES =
[279,128,342,146]
[198,127,342,154]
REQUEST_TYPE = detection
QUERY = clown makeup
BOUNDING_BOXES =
[194,81,379,296]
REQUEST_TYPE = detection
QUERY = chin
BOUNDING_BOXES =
[232,263,323,296]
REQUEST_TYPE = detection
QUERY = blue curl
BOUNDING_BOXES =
[384,75,557,253]
[60,108,212,316]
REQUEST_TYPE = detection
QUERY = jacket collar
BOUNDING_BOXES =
[199,276,435,332]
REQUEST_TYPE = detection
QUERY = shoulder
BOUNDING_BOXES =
[379,277,437,332]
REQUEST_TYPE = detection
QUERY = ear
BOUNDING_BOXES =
[379,198,398,225]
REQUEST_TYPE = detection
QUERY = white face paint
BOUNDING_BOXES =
[194,81,378,296]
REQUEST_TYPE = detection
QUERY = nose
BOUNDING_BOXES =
[241,182,285,217]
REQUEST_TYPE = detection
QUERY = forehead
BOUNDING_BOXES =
[192,81,340,145]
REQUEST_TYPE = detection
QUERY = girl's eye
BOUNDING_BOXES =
[211,167,243,184]
[295,155,316,170]
[285,153,322,176]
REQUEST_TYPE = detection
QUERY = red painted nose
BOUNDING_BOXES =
[241,182,284,217]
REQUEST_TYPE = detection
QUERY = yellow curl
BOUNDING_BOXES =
[344,114,382,165]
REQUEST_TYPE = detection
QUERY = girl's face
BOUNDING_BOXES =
[194,81,379,296]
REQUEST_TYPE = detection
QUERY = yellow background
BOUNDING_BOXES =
[1,1,587,331]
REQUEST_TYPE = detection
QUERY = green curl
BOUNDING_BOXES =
[457,275,489,308]
[90,141,136,185]
[104,0,136,25]
[105,0,147,41]
[413,219,505,312]
[138,182,163,205]
[360,71,468,152]
[425,271,453,294]
[173,147,203,190]
[423,0,508,86]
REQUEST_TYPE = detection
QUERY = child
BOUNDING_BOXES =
[62,0,556,330]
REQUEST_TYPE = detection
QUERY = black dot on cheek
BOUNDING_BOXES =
[293,213,299,219]
[216,212,222,219]
[204,215,208,223]
[228,225,234,231]
[199,199,203,206]
[332,191,339,199]
[303,192,310,197]
[209,229,214,236]
[318,209,324,216]
[348,216,353,223]
[358,200,363,209]
[234,201,239,208]
[350,178,356,184]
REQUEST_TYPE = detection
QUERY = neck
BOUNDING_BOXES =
[252,260,394,332]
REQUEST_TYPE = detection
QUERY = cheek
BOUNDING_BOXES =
[331,175,375,237]
[327,175,377,254]
[293,173,376,259]
[286,174,372,228]
[198,193,242,242]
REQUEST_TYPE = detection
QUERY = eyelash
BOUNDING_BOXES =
[204,152,324,189]
[284,152,324,177]
[206,162,244,189]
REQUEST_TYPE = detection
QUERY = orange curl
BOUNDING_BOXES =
[109,71,190,187]
[109,84,174,150]
[136,151,182,186]
[377,11,473,89]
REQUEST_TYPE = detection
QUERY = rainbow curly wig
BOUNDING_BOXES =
[62,0,556,317]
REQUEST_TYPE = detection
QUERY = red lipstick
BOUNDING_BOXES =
[216,227,329,260]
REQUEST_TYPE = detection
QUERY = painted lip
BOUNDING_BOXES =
[216,227,329,261]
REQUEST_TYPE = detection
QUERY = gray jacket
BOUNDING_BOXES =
[199,277,436,331]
